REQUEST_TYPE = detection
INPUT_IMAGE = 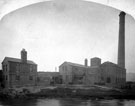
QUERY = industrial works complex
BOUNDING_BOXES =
[1,11,127,89]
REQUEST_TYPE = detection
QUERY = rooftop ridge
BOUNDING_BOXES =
[2,57,36,65]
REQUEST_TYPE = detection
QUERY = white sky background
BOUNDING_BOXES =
[0,0,135,72]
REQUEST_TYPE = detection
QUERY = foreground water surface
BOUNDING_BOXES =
[0,98,135,106]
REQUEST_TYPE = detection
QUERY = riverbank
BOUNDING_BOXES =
[0,97,135,106]
[0,85,135,100]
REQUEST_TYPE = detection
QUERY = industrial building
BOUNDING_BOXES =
[2,49,37,88]
[59,11,126,88]
[59,58,126,88]
[37,72,62,86]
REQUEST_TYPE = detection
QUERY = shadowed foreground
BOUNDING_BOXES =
[0,85,135,99]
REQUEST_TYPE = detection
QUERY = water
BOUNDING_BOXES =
[0,98,135,106]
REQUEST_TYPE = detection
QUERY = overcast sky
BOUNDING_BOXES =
[0,0,135,72]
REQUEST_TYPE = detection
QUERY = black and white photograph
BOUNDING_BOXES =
[0,0,135,106]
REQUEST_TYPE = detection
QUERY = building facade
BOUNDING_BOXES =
[59,57,126,88]
[59,62,86,85]
[100,62,126,88]
[2,49,37,88]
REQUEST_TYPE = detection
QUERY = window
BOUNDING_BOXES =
[30,65,33,72]
[3,65,7,72]
[16,64,20,72]
[116,78,118,83]
[72,67,78,71]
[107,77,111,83]
[65,66,67,71]
[16,64,20,75]
[5,75,8,80]
[101,77,104,81]
[62,66,64,71]
[37,77,40,82]
[3,65,4,71]
[29,76,33,80]
[5,65,7,71]
[16,75,20,80]
[120,78,121,83]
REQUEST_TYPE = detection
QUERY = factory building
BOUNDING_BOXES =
[59,11,126,88]
[59,62,87,84]
[59,57,101,86]
[59,58,126,88]
[100,62,126,88]
[2,49,37,88]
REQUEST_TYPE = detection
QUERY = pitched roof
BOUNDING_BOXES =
[2,57,36,65]
[101,61,117,66]
[101,61,124,69]
[60,61,89,68]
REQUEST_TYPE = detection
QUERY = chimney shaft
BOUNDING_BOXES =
[117,11,126,68]
[84,59,88,66]
[21,49,27,63]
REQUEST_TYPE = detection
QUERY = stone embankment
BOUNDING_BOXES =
[0,85,134,99]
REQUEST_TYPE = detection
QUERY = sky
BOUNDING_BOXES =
[0,0,135,72]
[0,0,135,19]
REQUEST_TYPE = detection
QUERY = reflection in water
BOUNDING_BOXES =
[0,99,38,106]
[0,98,135,106]
[59,98,88,106]
[59,99,125,106]
[89,99,124,106]
[36,99,60,106]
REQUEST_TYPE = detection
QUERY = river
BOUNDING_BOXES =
[0,98,135,106]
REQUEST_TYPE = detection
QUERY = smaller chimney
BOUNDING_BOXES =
[21,49,27,63]
[84,58,88,66]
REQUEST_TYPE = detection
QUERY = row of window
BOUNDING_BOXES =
[4,75,34,81]
[116,77,124,83]
[16,65,36,72]
[106,77,125,84]
[16,76,34,81]
[3,64,36,72]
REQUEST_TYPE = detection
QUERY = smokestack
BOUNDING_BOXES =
[117,11,126,68]
[84,58,88,66]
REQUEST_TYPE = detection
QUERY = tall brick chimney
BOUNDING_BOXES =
[117,11,126,68]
